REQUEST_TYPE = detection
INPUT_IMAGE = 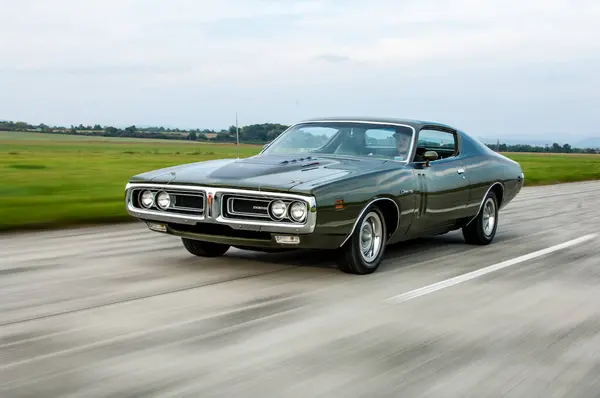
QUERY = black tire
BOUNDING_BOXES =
[336,205,387,275]
[462,191,498,245]
[181,238,230,257]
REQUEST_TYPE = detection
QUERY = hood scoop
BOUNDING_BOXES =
[207,155,328,180]
[279,157,321,171]
[279,156,317,165]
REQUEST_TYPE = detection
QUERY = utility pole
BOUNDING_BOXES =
[236,112,240,159]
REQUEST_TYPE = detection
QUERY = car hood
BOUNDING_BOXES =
[129,153,392,194]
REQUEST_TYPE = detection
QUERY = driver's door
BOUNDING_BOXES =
[411,128,471,232]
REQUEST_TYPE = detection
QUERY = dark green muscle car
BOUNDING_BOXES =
[125,117,524,274]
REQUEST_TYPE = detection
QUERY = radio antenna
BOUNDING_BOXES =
[236,111,240,159]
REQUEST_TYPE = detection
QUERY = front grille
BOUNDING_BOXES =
[131,187,205,215]
[222,194,303,222]
[226,195,271,219]
[174,194,204,209]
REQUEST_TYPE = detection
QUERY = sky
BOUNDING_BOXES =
[1,0,599,143]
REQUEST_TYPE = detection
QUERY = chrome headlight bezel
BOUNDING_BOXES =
[156,191,171,209]
[289,201,307,222]
[140,190,154,208]
[269,199,287,220]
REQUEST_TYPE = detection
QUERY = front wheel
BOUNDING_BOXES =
[336,205,387,275]
[182,238,230,257]
[462,191,498,245]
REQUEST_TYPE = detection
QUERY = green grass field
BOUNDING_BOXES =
[501,152,600,185]
[1,131,261,231]
[2,131,599,231]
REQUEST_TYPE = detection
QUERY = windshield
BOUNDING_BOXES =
[262,121,415,161]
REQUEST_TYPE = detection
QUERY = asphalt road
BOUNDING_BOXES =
[1,181,600,397]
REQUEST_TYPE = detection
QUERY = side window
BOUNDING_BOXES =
[364,128,396,146]
[364,127,397,158]
[364,126,412,159]
[416,128,457,160]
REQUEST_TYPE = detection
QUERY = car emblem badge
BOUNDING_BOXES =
[206,193,213,217]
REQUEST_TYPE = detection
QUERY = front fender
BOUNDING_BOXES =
[309,169,417,245]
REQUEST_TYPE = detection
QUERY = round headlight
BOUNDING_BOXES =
[156,191,171,209]
[289,201,307,222]
[270,200,287,219]
[140,190,154,208]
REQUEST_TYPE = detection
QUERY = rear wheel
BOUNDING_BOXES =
[336,205,387,274]
[462,191,498,245]
[182,238,230,257]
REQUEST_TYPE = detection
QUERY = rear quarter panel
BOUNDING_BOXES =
[460,132,524,214]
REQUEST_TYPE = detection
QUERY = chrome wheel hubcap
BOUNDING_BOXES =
[482,198,496,236]
[360,212,383,263]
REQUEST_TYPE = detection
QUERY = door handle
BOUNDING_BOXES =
[457,168,465,174]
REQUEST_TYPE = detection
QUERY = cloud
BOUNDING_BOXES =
[1,0,599,138]
[313,54,352,63]
[3,0,597,74]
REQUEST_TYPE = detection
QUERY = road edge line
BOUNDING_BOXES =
[386,233,598,304]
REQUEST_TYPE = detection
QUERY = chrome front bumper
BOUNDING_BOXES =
[124,182,318,234]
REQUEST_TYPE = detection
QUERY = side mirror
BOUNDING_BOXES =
[262,142,271,152]
[423,150,438,166]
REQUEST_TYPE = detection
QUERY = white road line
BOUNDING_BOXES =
[386,233,598,304]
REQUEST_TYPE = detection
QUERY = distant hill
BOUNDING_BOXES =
[477,136,550,146]
[573,137,600,149]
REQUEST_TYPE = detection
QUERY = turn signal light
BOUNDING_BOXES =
[146,222,167,232]
[275,235,300,244]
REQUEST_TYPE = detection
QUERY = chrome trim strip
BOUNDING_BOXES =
[260,120,417,163]
[125,183,317,233]
[465,182,504,226]
[339,197,401,247]
[127,183,313,201]
[132,187,206,197]
[170,205,205,212]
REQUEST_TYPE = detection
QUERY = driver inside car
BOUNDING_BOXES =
[393,129,412,161]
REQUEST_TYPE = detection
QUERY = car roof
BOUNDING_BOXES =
[297,116,458,131]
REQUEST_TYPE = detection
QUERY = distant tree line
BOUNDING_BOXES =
[484,142,599,154]
[0,120,289,145]
[1,120,598,154]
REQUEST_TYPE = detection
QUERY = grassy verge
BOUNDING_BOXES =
[503,153,600,185]
[1,132,599,231]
